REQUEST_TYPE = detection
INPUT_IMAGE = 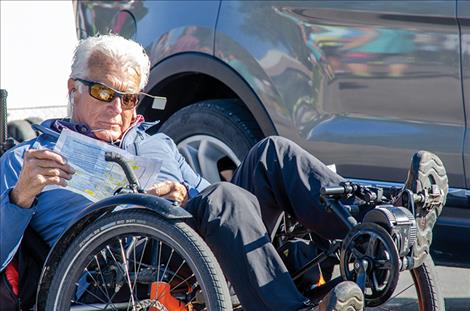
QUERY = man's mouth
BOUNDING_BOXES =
[98,121,121,128]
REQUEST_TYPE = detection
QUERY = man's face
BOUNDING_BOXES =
[69,52,141,142]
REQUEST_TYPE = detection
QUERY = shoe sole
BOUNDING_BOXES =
[320,281,364,311]
[405,151,448,267]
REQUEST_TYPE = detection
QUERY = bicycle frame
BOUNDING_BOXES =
[280,182,422,307]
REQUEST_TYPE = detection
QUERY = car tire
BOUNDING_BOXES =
[7,119,37,143]
[158,99,264,183]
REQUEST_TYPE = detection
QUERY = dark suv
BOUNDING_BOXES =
[74,0,470,267]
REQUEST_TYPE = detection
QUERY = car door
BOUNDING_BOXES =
[217,1,464,188]
[296,1,464,189]
[457,1,470,189]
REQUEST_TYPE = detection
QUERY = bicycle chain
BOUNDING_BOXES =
[135,299,169,311]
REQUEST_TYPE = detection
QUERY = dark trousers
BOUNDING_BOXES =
[185,136,350,311]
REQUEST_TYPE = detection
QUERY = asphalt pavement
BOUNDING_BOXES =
[333,265,470,310]
[440,266,470,309]
[411,265,470,311]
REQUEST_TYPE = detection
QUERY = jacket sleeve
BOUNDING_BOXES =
[0,147,36,272]
[169,139,211,199]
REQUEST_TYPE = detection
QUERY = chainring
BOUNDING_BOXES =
[340,223,400,307]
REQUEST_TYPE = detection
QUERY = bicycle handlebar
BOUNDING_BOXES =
[105,151,144,193]
[321,182,358,196]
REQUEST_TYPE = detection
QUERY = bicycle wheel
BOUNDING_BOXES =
[366,255,444,311]
[339,223,443,310]
[41,209,232,310]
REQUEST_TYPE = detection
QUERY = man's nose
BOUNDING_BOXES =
[109,96,123,113]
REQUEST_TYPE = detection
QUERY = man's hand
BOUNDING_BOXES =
[10,149,75,208]
[147,181,188,206]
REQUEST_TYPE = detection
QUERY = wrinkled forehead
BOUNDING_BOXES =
[87,50,141,93]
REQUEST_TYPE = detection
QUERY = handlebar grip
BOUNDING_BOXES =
[105,151,122,162]
[105,151,143,192]
[321,186,347,195]
[321,183,356,196]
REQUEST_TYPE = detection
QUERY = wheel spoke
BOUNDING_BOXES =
[375,259,393,270]
[171,273,195,291]
[49,212,227,310]
[197,139,222,183]
[178,134,242,183]
[70,300,109,310]
[105,245,126,275]
[167,259,186,285]
[366,234,378,257]
[388,282,415,301]
[74,282,108,305]
[131,237,148,296]
[352,247,363,259]
[95,256,114,304]
[119,239,137,311]
[371,273,380,296]
[179,143,201,173]
[70,302,129,310]
[156,240,163,281]
[131,237,137,289]
[160,249,175,282]
[372,270,387,291]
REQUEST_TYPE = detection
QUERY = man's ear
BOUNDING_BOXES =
[67,78,76,94]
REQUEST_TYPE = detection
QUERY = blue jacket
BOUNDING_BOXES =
[0,119,210,271]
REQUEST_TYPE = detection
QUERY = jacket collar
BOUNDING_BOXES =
[32,117,159,147]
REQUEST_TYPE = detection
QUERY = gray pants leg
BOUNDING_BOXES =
[231,136,349,240]
[185,136,349,311]
[185,182,307,311]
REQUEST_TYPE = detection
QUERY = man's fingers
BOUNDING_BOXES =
[148,181,188,206]
[40,167,74,180]
[30,174,68,188]
[30,158,75,175]
[162,192,187,205]
[152,181,173,196]
[45,176,68,187]
[162,192,183,202]
[173,182,187,193]
[26,149,68,165]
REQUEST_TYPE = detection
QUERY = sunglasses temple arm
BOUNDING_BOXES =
[139,92,166,101]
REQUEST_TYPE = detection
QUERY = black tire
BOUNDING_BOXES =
[42,209,232,310]
[7,119,37,142]
[367,255,444,310]
[158,99,263,182]
[409,255,444,311]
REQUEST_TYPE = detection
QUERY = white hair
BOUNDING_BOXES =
[70,34,151,90]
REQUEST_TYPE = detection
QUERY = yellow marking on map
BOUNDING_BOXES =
[85,189,96,196]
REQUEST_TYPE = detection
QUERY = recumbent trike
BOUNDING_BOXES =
[0,89,445,310]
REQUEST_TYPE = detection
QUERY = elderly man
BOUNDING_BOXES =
[0,35,447,311]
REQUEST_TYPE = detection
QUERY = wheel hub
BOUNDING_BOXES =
[340,223,400,307]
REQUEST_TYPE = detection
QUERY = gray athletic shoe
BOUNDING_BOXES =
[300,281,364,311]
[402,150,448,268]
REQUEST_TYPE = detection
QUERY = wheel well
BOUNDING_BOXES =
[139,72,253,134]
